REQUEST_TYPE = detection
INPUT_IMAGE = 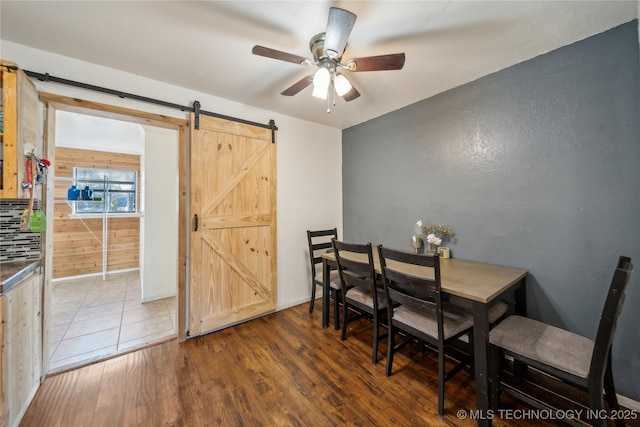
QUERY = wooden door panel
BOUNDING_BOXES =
[189,115,276,336]
[203,135,272,216]
[198,227,272,328]
[222,159,271,216]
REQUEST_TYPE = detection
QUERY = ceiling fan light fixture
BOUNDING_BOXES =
[313,67,330,86]
[312,67,330,99]
[334,73,352,96]
[312,84,328,99]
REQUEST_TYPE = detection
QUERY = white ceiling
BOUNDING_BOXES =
[1,1,637,129]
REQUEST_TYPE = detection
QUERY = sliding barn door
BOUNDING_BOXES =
[188,114,276,336]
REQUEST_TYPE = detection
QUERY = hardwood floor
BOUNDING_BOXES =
[22,303,638,426]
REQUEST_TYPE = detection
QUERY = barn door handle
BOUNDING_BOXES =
[194,214,198,232]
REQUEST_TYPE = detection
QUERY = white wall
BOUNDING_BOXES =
[1,40,343,310]
[55,111,179,301]
[140,126,179,302]
[55,110,145,154]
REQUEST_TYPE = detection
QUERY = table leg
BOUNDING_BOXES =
[515,277,527,316]
[322,258,330,328]
[476,276,527,426]
[512,277,528,382]
[473,301,492,427]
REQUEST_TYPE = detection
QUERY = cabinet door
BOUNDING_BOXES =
[0,62,38,199]
[1,273,43,427]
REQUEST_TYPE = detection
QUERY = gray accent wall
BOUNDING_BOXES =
[343,21,640,400]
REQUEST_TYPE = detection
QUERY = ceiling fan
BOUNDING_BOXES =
[252,7,405,111]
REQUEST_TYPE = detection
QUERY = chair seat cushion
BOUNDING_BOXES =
[441,300,508,325]
[489,315,594,378]
[314,269,342,290]
[393,304,473,340]
[346,287,388,309]
[487,301,509,324]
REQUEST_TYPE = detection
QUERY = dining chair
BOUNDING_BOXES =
[307,228,342,328]
[332,239,388,364]
[378,245,509,415]
[489,255,633,427]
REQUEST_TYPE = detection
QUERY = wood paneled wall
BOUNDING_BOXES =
[52,147,140,279]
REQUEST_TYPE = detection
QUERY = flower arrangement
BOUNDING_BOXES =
[416,221,454,253]
[416,221,454,238]
[426,233,442,247]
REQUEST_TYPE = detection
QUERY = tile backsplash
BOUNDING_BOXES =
[0,199,42,262]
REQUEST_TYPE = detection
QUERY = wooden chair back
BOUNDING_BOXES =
[307,228,337,281]
[331,239,377,295]
[378,245,443,343]
[589,256,633,387]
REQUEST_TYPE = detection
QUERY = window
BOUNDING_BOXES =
[72,167,138,214]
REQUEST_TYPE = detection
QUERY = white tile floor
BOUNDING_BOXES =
[49,270,176,372]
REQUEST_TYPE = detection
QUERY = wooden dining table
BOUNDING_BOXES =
[321,249,528,426]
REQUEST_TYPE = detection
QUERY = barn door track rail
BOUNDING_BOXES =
[22,68,278,142]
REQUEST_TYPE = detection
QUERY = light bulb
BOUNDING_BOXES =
[334,73,352,96]
[312,68,330,99]
[312,84,328,99]
[313,67,330,87]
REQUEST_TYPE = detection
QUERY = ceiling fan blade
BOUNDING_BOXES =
[341,85,360,102]
[281,75,314,96]
[324,7,356,59]
[252,45,308,65]
[346,53,406,72]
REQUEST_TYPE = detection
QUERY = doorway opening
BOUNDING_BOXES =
[44,103,186,373]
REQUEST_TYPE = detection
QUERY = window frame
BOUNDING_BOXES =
[70,167,139,217]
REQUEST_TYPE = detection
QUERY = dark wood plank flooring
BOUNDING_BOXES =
[21,303,638,426]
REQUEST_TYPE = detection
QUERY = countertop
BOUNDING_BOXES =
[0,260,41,295]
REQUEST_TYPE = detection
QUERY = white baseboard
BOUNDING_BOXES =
[618,394,640,412]
[141,292,176,303]
[277,296,312,311]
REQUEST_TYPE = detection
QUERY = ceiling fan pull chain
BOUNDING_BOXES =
[332,81,337,107]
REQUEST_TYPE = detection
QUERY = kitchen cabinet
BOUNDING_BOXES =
[0,60,39,199]
[0,272,43,427]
